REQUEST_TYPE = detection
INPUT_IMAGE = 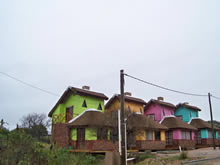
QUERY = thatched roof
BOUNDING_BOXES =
[105,94,147,109]
[176,103,201,112]
[144,99,176,111]
[160,116,197,130]
[126,113,168,130]
[68,110,167,131]
[68,109,113,128]
[48,87,108,117]
[189,118,219,130]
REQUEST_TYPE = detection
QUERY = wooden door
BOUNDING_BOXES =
[166,131,173,145]
[195,131,201,144]
[66,106,73,123]
[77,128,85,149]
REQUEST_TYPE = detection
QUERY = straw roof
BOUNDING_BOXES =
[145,99,176,110]
[68,110,167,131]
[68,109,112,128]
[105,94,147,109]
[176,103,201,112]
[189,118,219,130]
[48,86,108,117]
[126,113,168,130]
[160,116,197,130]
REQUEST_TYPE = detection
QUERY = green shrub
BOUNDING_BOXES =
[179,151,188,160]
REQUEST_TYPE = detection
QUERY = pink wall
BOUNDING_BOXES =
[173,130,182,140]
[191,131,195,140]
[144,104,175,122]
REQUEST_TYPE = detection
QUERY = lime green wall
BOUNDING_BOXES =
[85,128,97,140]
[52,94,105,123]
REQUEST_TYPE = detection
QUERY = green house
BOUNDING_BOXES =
[48,86,108,124]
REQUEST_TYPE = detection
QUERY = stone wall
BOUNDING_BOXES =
[201,139,219,146]
[173,140,195,148]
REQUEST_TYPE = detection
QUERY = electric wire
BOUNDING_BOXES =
[0,72,59,97]
[212,95,220,100]
[124,73,208,97]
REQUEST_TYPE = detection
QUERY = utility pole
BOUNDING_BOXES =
[208,92,216,150]
[120,70,126,165]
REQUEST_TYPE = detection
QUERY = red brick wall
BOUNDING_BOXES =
[136,140,166,150]
[52,123,70,148]
[173,140,195,148]
[201,139,219,146]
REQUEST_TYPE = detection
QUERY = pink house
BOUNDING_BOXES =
[144,97,197,149]
[144,97,176,122]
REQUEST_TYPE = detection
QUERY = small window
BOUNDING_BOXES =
[140,108,142,113]
[146,131,153,140]
[128,106,131,113]
[162,109,165,116]
[82,100,87,107]
[190,112,192,118]
[98,103,102,110]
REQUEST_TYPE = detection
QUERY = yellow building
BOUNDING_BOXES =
[105,93,167,150]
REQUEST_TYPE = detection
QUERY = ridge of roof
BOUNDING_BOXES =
[105,94,147,109]
[145,99,176,111]
[176,103,201,111]
[48,86,108,117]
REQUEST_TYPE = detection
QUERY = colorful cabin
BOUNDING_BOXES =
[105,93,147,114]
[48,86,108,146]
[67,109,115,151]
[189,118,219,147]
[48,86,108,124]
[175,103,201,123]
[160,116,197,149]
[126,113,168,151]
[144,97,176,122]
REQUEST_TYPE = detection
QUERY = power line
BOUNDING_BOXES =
[124,73,208,97]
[0,72,59,97]
[212,95,220,100]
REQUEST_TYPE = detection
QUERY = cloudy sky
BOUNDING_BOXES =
[0,0,220,129]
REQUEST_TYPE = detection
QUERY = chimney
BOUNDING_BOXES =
[157,97,164,101]
[124,92,132,96]
[82,85,90,90]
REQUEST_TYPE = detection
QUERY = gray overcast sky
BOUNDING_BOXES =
[0,0,220,129]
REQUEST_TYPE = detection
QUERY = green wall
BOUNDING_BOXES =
[175,107,199,122]
[52,94,105,123]
[201,129,218,139]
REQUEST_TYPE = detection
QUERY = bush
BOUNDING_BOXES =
[179,151,188,160]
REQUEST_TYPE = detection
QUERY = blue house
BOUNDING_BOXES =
[175,103,201,123]
[189,118,219,146]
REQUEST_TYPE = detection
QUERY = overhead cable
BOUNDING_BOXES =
[124,73,208,97]
[0,72,59,97]
[212,95,220,100]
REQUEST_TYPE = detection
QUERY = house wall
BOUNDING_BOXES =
[105,99,144,114]
[144,104,175,122]
[173,130,182,140]
[160,130,166,141]
[201,129,208,138]
[175,107,198,123]
[52,94,105,124]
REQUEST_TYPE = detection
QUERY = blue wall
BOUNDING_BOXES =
[200,129,218,139]
[175,107,198,122]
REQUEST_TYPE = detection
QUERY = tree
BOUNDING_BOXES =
[20,113,51,141]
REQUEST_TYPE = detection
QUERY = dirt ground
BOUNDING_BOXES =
[138,147,220,165]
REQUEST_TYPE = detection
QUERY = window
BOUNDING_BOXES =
[146,131,153,140]
[98,103,102,110]
[181,131,186,139]
[140,108,143,113]
[208,130,213,138]
[181,131,191,140]
[66,106,73,123]
[162,109,165,116]
[128,106,131,113]
[189,112,192,118]
[148,114,155,120]
[82,100,87,107]
[155,131,160,140]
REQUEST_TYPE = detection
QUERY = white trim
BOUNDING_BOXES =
[159,115,176,124]
[68,109,101,124]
